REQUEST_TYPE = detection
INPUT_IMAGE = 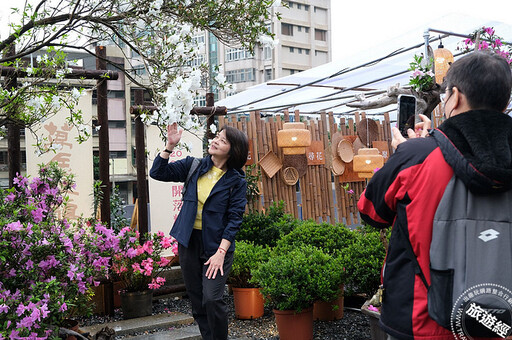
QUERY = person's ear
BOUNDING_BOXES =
[451,87,461,109]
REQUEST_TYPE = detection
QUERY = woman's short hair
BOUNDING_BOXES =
[444,51,512,112]
[221,125,249,169]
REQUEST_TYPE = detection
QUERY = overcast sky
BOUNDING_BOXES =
[331,0,512,61]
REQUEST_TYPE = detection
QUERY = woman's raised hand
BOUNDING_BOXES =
[167,123,183,149]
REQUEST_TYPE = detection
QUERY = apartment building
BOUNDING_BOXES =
[198,0,332,103]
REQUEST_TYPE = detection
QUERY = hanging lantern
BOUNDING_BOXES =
[434,38,454,85]
[277,122,311,155]
[353,148,384,179]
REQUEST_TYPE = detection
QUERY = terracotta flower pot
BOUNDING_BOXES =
[313,284,344,321]
[313,295,344,321]
[273,306,313,340]
[232,287,264,319]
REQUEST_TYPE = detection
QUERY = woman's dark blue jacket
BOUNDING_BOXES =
[149,154,247,256]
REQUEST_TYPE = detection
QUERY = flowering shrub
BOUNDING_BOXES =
[458,26,512,64]
[0,163,116,339]
[112,228,178,293]
[408,54,435,92]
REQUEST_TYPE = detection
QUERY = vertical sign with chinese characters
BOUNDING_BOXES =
[25,91,94,220]
[147,125,204,239]
[305,141,325,166]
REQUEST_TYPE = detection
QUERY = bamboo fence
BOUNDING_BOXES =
[218,111,393,226]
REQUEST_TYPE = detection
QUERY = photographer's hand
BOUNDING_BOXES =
[392,114,431,149]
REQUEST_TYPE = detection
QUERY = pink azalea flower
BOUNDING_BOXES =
[368,305,379,312]
[158,257,170,267]
[484,27,495,36]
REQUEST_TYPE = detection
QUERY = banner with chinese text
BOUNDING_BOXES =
[25,90,94,220]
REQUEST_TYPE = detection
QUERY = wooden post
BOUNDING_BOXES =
[96,46,111,228]
[134,89,149,242]
[95,46,114,316]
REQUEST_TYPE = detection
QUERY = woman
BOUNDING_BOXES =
[149,123,248,340]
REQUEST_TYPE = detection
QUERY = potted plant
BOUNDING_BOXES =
[274,221,355,320]
[342,225,388,340]
[251,245,343,340]
[111,228,177,319]
[0,163,115,339]
[228,241,270,319]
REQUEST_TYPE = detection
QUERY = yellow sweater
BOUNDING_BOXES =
[193,166,225,230]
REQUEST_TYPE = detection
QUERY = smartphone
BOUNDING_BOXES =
[397,94,418,137]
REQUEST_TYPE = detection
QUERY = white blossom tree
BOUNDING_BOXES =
[0,0,281,179]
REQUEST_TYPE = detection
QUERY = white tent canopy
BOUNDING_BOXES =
[217,15,512,122]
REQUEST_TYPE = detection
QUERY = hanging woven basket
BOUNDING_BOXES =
[282,167,299,186]
[356,119,379,147]
[337,139,354,163]
[258,151,282,178]
[331,157,345,176]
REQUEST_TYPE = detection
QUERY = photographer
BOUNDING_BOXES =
[358,51,512,340]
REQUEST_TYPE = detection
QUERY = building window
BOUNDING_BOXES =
[226,68,256,83]
[225,48,254,62]
[297,26,302,32]
[315,29,327,41]
[188,54,206,67]
[298,48,302,54]
[194,95,206,107]
[305,49,310,55]
[304,5,309,11]
[305,27,310,33]
[110,151,127,159]
[193,34,205,45]
[281,23,293,36]
[289,47,294,53]
[288,1,293,8]
[107,91,125,99]
[263,46,272,60]
[297,3,301,9]
[109,121,126,128]
[132,65,146,76]
[264,68,273,82]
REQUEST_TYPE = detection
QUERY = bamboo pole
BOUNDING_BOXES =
[322,113,335,223]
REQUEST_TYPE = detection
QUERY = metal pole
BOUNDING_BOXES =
[134,89,149,242]
[4,44,20,187]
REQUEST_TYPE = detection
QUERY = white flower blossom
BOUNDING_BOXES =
[258,35,279,48]
[49,144,63,152]
[210,124,217,134]
[71,88,82,100]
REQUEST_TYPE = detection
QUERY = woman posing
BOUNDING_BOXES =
[150,123,248,340]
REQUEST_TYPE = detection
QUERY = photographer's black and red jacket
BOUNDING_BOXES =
[357,110,512,340]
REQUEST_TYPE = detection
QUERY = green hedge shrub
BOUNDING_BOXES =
[237,201,300,247]
[342,227,388,297]
[251,245,344,312]
[229,241,270,288]
[274,221,356,257]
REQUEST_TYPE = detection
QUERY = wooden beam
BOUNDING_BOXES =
[0,66,119,80]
